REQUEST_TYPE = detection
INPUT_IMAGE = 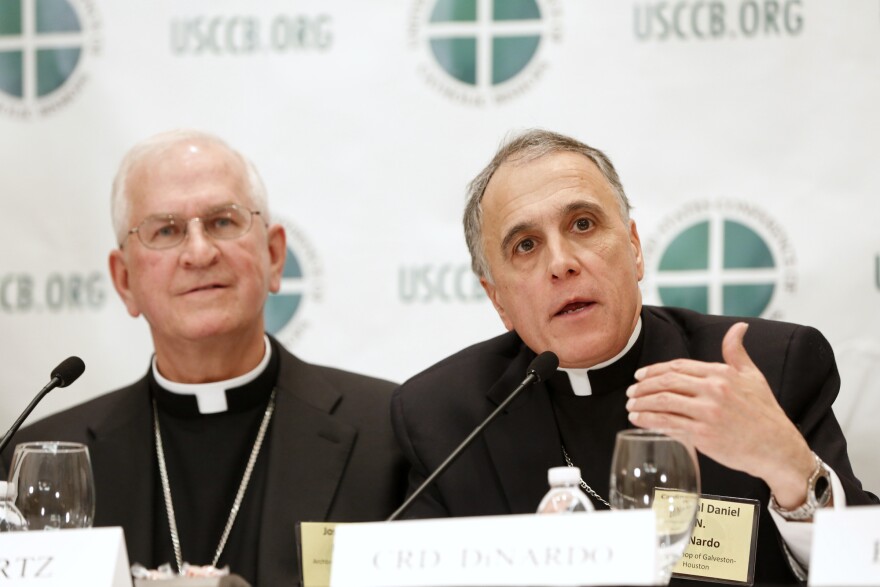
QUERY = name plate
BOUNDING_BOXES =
[809,506,880,586]
[0,527,131,586]
[298,522,338,587]
[673,495,760,585]
[329,510,657,587]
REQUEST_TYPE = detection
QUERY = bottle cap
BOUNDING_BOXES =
[548,466,581,486]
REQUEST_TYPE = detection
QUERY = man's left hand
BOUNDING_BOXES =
[625,322,815,509]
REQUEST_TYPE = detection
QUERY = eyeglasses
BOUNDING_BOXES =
[124,204,264,250]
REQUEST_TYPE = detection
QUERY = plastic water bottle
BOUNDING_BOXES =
[536,466,596,513]
[0,481,27,531]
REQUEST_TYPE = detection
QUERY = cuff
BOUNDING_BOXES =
[769,466,847,575]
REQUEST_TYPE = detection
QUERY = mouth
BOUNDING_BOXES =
[184,283,226,295]
[554,300,594,317]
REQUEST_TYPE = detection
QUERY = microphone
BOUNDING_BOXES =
[0,356,85,454]
[52,356,86,388]
[387,351,558,521]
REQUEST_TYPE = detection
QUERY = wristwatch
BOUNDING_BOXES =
[769,453,832,521]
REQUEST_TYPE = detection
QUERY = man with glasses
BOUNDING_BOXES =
[2,130,405,585]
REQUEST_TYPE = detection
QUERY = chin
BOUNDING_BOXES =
[173,319,245,342]
[556,357,597,370]
[552,342,614,370]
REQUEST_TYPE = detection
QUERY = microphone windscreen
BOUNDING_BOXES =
[527,351,559,382]
[51,356,86,388]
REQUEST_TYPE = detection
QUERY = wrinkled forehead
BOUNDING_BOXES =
[482,151,617,224]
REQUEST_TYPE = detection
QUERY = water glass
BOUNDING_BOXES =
[609,430,700,584]
[9,441,96,530]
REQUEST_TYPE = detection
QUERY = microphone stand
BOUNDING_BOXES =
[0,379,61,455]
[387,371,541,521]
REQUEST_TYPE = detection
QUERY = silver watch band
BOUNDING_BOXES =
[769,453,832,521]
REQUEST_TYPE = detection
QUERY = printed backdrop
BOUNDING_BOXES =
[1,0,878,489]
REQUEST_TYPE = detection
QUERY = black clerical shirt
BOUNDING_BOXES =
[149,341,280,585]
[547,326,645,510]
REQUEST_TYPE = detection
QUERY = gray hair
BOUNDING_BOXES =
[110,129,270,245]
[463,129,631,282]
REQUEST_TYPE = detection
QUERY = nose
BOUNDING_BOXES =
[178,218,219,267]
[547,236,580,280]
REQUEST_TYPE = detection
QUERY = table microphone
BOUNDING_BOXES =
[387,350,559,521]
[0,356,86,454]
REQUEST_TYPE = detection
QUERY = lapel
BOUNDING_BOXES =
[257,348,357,585]
[478,309,694,515]
[482,343,561,514]
[87,377,156,567]
[636,308,690,368]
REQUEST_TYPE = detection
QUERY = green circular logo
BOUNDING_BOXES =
[427,0,543,86]
[409,0,561,105]
[644,201,797,319]
[0,0,100,118]
[1,0,84,99]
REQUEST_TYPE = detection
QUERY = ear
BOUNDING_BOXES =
[629,219,645,281]
[266,224,287,293]
[480,277,515,332]
[108,249,142,318]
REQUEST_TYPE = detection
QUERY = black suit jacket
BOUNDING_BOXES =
[2,341,406,586]
[391,306,877,585]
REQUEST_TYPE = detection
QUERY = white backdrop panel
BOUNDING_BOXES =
[1,0,878,488]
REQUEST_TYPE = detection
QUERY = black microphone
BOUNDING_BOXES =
[0,356,85,454]
[387,351,558,521]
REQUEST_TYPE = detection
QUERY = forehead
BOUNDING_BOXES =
[481,151,619,232]
[126,140,251,215]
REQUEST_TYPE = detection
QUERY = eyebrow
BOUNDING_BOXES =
[560,200,607,220]
[500,220,538,256]
[498,199,608,256]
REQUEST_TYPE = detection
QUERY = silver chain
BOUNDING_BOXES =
[152,389,277,574]
[561,444,612,508]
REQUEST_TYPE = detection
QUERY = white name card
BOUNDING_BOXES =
[809,506,880,586]
[0,527,132,586]
[330,510,657,587]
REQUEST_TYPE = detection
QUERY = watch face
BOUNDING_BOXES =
[814,474,832,506]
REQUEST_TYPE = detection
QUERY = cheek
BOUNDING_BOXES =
[603,240,638,274]
[235,248,274,291]
[499,283,539,318]
[131,257,168,290]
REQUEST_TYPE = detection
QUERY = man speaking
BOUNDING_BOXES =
[2,130,405,585]
[391,129,877,584]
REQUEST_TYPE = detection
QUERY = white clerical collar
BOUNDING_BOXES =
[559,317,642,397]
[152,335,272,414]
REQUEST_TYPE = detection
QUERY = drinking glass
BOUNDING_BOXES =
[609,430,700,584]
[9,441,95,530]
